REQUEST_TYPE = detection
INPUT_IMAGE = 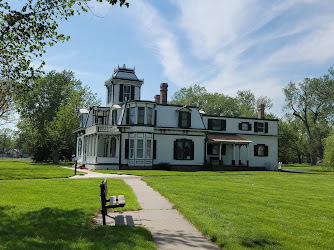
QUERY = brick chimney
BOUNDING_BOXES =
[160,83,168,104]
[154,94,160,103]
[257,104,265,119]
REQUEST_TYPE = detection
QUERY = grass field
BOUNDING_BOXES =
[142,171,334,249]
[282,163,334,175]
[0,160,79,180]
[0,178,155,249]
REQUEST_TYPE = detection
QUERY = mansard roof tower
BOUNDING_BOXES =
[105,64,144,106]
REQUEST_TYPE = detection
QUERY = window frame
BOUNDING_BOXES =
[254,144,268,157]
[174,139,194,160]
[178,111,191,128]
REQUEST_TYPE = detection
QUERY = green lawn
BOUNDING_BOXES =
[94,169,249,176]
[0,178,155,249]
[143,171,334,249]
[282,163,334,175]
[0,160,79,180]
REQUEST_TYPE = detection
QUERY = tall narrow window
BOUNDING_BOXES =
[104,137,108,157]
[124,85,131,101]
[137,139,144,158]
[179,112,191,128]
[129,139,135,159]
[147,107,153,125]
[130,107,136,124]
[146,139,152,158]
[138,107,145,125]
[110,138,116,157]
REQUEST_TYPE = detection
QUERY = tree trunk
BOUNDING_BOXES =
[310,154,317,166]
[52,151,59,164]
[298,154,302,164]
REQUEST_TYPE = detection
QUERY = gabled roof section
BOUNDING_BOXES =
[176,106,192,112]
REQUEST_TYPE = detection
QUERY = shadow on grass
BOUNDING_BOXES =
[241,237,281,248]
[0,206,155,249]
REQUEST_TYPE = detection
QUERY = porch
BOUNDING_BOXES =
[207,133,252,167]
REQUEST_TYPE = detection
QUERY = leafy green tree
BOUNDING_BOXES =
[236,90,273,117]
[323,132,334,171]
[169,85,273,117]
[0,0,128,121]
[16,70,100,163]
[0,128,15,153]
[283,68,334,165]
[278,116,308,163]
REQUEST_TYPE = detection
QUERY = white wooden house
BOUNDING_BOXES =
[75,65,278,171]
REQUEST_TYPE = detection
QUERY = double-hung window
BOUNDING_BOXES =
[147,107,153,125]
[174,139,194,160]
[254,122,268,133]
[179,112,191,128]
[254,144,268,157]
[239,122,251,131]
[138,107,145,125]
[130,107,136,124]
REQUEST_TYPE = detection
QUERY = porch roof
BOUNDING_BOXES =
[207,133,252,143]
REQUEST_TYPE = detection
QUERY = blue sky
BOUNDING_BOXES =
[33,0,334,117]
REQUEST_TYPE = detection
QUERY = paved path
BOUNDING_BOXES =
[68,168,219,249]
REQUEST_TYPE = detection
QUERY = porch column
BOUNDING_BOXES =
[219,143,222,165]
[95,135,98,163]
[232,143,236,165]
[246,144,249,166]
[238,145,242,165]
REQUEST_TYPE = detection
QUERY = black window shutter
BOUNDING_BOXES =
[208,119,213,130]
[187,112,191,128]
[239,123,242,130]
[254,122,258,132]
[221,120,226,131]
[190,141,194,160]
[125,139,129,159]
[264,146,269,156]
[248,123,252,131]
[178,112,182,127]
[254,145,258,156]
[265,122,269,133]
[207,144,212,154]
[154,110,157,126]
[131,85,135,100]
[221,144,226,155]
[119,84,123,102]
[173,141,178,159]
[153,140,157,159]
[126,108,130,124]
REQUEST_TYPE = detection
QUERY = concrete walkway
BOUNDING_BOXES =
[68,168,219,249]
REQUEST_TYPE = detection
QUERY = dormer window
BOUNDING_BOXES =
[177,106,192,128]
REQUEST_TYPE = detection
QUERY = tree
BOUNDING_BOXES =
[0,128,15,154]
[236,90,273,117]
[16,70,100,163]
[0,0,128,121]
[169,85,273,117]
[278,116,308,163]
[283,68,334,165]
[323,132,334,171]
